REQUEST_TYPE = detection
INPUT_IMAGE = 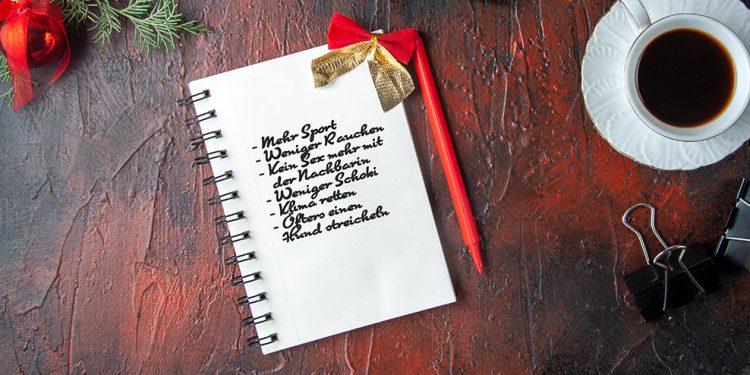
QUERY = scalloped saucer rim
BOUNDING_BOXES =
[581,0,750,171]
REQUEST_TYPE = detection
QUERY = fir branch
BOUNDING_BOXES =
[116,0,210,53]
[0,90,13,108]
[57,0,94,26]
[91,0,124,44]
[59,0,209,52]
[0,55,10,83]
[0,55,13,108]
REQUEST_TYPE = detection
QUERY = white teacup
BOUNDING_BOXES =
[622,0,750,142]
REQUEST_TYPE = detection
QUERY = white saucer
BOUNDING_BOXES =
[582,0,750,170]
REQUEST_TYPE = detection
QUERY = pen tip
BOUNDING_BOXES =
[468,242,483,275]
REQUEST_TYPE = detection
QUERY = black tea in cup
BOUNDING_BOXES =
[637,28,735,128]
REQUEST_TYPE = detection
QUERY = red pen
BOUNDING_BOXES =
[412,36,484,275]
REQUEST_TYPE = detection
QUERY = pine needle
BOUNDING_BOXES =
[58,0,210,51]
[117,0,210,53]
[91,0,124,44]
[0,55,10,82]
[57,0,94,26]
[86,0,210,53]
[0,55,13,108]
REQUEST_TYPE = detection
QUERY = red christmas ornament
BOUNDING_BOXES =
[0,0,70,111]
[2,11,67,67]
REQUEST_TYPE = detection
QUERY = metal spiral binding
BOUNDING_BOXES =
[177,90,210,106]
[231,271,261,285]
[202,171,233,186]
[189,130,222,149]
[180,91,276,349]
[208,190,238,205]
[242,312,272,326]
[238,292,266,305]
[216,211,245,225]
[220,231,250,245]
[248,334,277,347]
[225,251,255,265]
[193,150,227,166]
[185,110,216,126]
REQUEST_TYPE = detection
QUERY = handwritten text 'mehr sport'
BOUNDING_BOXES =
[258,120,391,243]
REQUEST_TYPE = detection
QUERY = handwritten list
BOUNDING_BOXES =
[188,45,456,352]
[254,120,391,242]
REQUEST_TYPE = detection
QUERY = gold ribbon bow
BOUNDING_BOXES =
[312,14,418,112]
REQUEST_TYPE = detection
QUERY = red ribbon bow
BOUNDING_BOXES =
[0,0,70,111]
[312,13,420,111]
[327,13,418,64]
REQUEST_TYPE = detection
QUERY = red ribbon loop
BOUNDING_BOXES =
[0,0,69,111]
[327,12,418,64]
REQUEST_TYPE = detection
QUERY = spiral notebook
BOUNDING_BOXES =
[181,45,455,354]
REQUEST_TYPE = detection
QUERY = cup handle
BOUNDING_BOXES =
[621,0,652,32]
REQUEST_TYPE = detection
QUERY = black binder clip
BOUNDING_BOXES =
[715,178,750,270]
[622,204,719,321]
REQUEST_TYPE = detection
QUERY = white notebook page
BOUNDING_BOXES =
[189,45,455,354]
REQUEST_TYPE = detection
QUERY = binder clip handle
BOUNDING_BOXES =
[651,245,707,312]
[653,246,707,294]
[622,203,669,274]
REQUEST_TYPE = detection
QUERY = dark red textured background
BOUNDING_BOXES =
[2,1,750,373]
